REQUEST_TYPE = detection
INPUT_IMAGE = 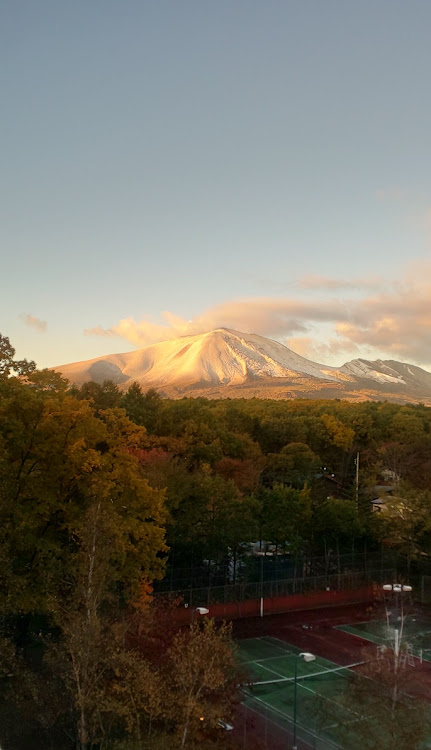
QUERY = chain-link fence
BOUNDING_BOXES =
[155,551,398,593]
[156,568,396,611]
[411,574,431,605]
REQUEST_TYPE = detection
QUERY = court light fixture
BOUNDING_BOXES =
[191,606,210,623]
[383,583,412,592]
[300,652,316,663]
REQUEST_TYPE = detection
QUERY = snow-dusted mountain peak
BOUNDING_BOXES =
[337,359,407,384]
[54,329,431,404]
[55,328,337,389]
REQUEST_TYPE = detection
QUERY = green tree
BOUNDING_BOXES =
[375,487,431,568]
[259,484,312,555]
[121,381,147,425]
[312,497,364,572]
[262,442,320,488]
[73,379,122,411]
[0,333,36,379]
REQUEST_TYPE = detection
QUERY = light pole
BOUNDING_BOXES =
[382,583,412,661]
[382,583,412,717]
[293,652,316,750]
[255,550,265,618]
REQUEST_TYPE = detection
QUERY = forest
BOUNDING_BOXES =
[1,334,431,749]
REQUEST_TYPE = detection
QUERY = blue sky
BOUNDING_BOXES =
[2,1,431,369]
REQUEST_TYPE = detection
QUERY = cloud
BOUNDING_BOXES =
[298,274,382,291]
[20,314,47,332]
[84,263,431,368]
[85,299,346,349]
[84,325,116,337]
[376,187,406,202]
[286,335,360,363]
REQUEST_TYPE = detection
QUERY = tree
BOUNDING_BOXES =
[73,379,122,412]
[0,376,169,748]
[162,619,240,748]
[375,487,431,568]
[0,333,36,378]
[312,497,364,572]
[44,493,166,750]
[259,484,312,556]
[121,382,147,425]
[261,442,320,489]
[212,456,262,493]
[317,645,431,750]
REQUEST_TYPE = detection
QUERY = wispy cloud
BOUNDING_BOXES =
[298,274,382,291]
[376,187,407,202]
[84,325,116,337]
[286,335,360,363]
[20,314,47,332]
[84,262,431,368]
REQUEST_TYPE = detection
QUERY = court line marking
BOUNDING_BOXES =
[241,653,295,665]
[264,635,343,669]
[239,636,294,664]
[264,635,294,646]
[248,661,364,687]
[261,635,296,654]
[242,638,385,747]
[246,689,370,733]
[243,701,344,750]
[253,662,291,679]
[246,683,358,723]
[243,664,371,748]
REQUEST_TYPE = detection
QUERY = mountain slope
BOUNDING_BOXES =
[54,328,431,404]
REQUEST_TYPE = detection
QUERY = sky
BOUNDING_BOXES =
[2,1,431,370]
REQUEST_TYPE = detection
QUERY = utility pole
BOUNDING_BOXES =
[355,451,359,511]
[259,551,264,618]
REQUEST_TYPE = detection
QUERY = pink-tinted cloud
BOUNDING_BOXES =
[84,264,431,367]
[20,314,47,332]
[85,298,345,348]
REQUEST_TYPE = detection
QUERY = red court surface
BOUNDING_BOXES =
[233,602,377,664]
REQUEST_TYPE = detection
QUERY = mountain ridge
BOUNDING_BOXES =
[54,328,431,405]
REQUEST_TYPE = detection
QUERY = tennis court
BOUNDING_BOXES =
[336,614,431,662]
[239,635,369,749]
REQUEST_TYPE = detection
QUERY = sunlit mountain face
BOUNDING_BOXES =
[54,328,431,404]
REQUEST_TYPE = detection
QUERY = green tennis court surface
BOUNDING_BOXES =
[336,615,431,661]
[239,636,364,749]
[238,635,431,749]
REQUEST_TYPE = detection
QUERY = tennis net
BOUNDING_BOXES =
[246,662,362,699]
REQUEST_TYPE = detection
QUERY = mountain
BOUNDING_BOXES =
[54,328,431,404]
